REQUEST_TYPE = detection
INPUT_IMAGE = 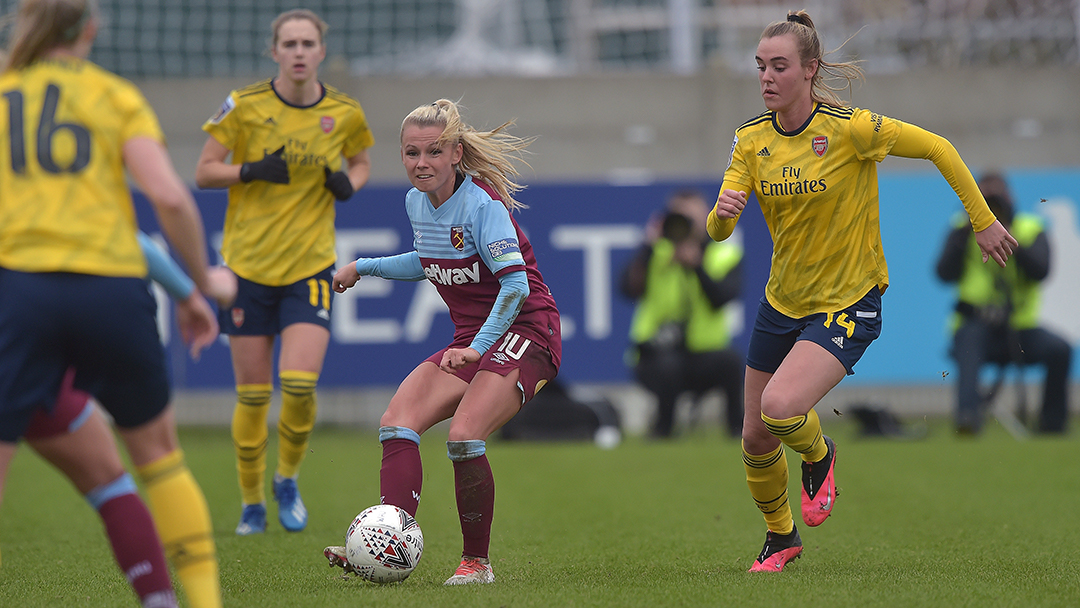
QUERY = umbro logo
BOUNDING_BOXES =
[264,117,276,125]
[832,336,844,349]
[757,147,771,157]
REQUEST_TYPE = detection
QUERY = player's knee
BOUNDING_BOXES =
[758,389,798,420]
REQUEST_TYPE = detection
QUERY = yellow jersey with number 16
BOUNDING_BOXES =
[0,58,161,277]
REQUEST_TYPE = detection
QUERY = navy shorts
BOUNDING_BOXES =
[0,269,170,442]
[746,287,882,376]
[220,266,334,335]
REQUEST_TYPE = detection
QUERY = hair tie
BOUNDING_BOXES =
[786,13,805,25]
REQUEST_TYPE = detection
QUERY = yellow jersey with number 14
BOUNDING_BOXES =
[203,79,374,286]
[0,58,161,277]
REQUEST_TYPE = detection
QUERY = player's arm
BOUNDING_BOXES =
[468,270,529,356]
[138,232,194,300]
[889,124,1017,267]
[439,269,529,372]
[332,252,425,293]
[194,136,241,188]
[195,137,289,188]
[139,232,237,307]
[707,187,747,242]
[709,133,752,242]
[344,149,372,193]
[889,125,995,230]
[136,229,225,360]
[123,136,211,292]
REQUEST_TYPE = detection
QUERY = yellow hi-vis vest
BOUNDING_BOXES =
[629,238,742,353]
[954,213,1044,330]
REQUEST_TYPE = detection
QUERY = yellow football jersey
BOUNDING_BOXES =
[713,104,991,318]
[203,79,375,286]
[0,58,160,277]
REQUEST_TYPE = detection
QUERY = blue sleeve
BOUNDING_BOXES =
[138,232,194,300]
[473,199,525,275]
[355,251,426,281]
[468,270,529,355]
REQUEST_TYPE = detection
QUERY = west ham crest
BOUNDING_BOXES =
[812,136,828,157]
[320,116,335,133]
[450,226,465,251]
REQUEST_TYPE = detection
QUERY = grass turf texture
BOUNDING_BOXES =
[1,419,1077,607]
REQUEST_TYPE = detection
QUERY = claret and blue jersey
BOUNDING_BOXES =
[405,175,561,367]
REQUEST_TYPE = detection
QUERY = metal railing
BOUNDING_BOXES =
[0,0,1075,78]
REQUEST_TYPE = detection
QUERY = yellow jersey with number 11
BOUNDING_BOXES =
[203,79,374,286]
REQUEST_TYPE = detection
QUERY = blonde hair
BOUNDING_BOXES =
[401,99,533,212]
[2,0,93,71]
[269,8,327,51]
[761,10,864,108]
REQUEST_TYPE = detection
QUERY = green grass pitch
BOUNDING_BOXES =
[1,419,1077,607]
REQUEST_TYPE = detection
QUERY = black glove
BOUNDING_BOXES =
[324,166,354,201]
[239,145,289,184]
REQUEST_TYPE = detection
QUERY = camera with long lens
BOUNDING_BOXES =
[660,211,694,243]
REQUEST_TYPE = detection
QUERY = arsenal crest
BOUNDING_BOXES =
[320,116,335,133]
[231,307,245,328]
[812,136,828,157]
[450,226,465,251]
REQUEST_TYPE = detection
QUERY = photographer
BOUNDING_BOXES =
[936,172,1071,434]
[620,190,745,438]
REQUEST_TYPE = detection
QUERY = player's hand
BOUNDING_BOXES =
[974,219,1018,268]
[175,292,220,360]
[333,262,361,293]
[713,189,747,219]
[203,266,238,308]
[239,145,289,184]
[324,166,354,201]
[439,347,480,373]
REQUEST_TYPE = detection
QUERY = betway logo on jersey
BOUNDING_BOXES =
[424,261,481,285]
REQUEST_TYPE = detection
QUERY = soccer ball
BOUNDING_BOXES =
[344,505,424,583]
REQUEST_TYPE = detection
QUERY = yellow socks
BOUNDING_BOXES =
[761,409,828,463]
[232,383,271,505]
[136,450,221,608]
[743,443,793,534]
[277,370,318,478]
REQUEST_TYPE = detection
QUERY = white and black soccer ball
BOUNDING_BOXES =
[345,505,424,583]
